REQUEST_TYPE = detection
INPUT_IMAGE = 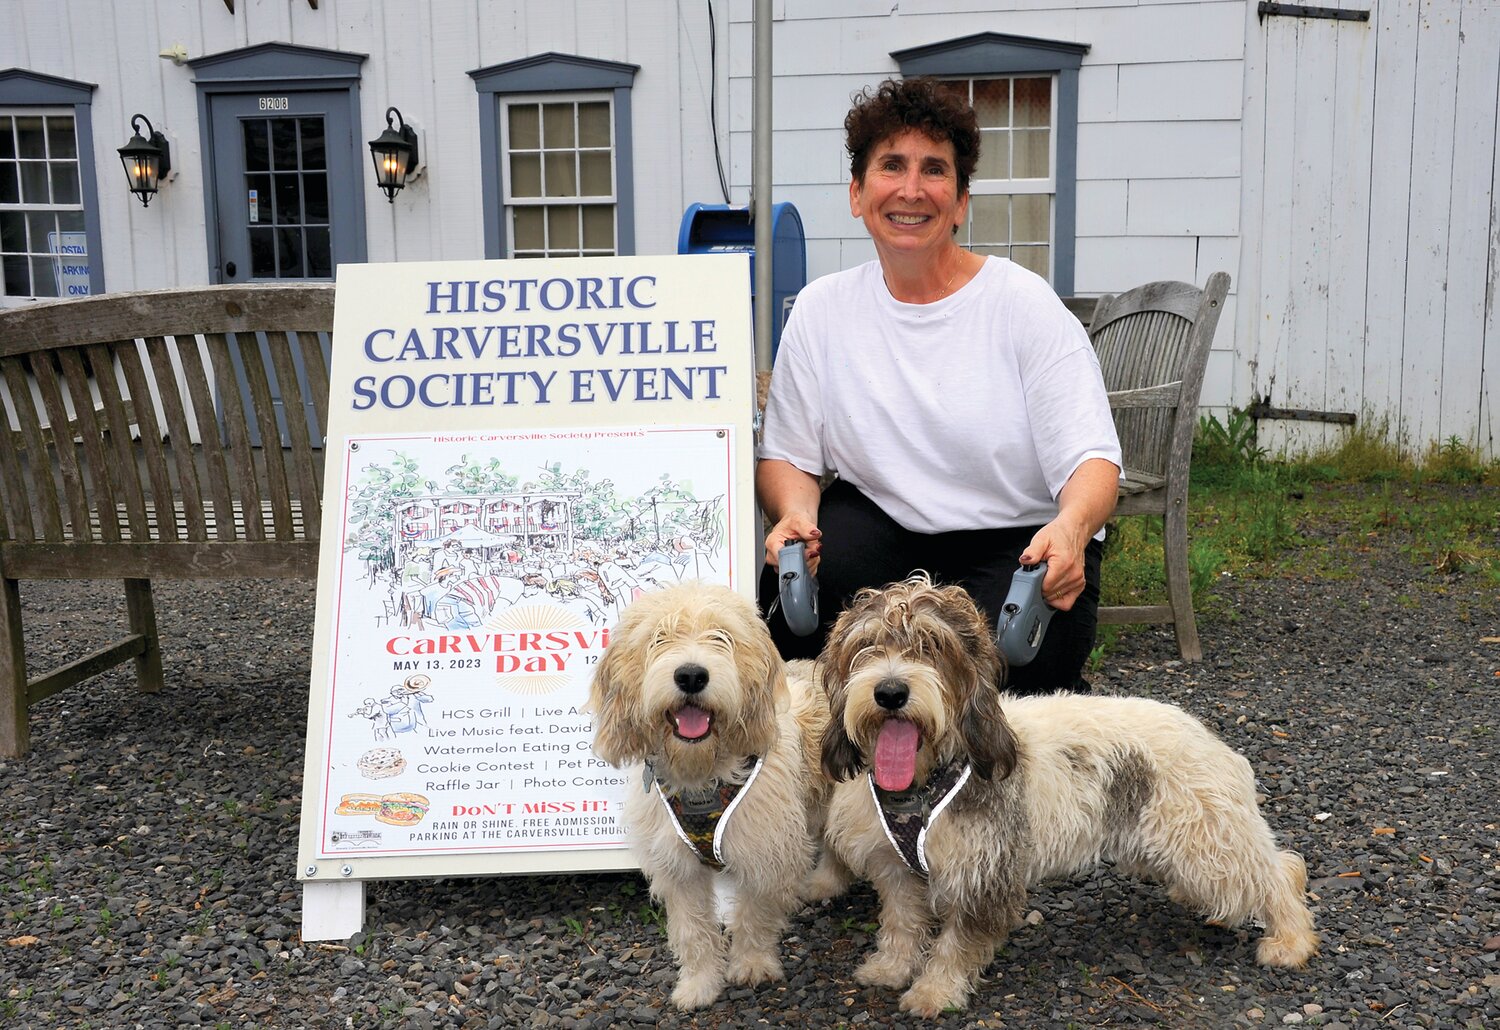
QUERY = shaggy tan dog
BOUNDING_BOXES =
[587,581,842,1010]
[819,575,1319,1018]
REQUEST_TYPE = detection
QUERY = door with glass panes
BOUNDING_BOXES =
[208,90,363,282]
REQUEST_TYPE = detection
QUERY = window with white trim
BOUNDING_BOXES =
[937,76,1056,281]
[893,32,1088,295]
[500,93,617,258]
[0,109,87,298]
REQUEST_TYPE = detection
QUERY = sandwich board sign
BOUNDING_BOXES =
[298,255,755,939]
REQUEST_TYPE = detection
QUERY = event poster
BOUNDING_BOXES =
[298,255,754,879]
[316,426,734,858]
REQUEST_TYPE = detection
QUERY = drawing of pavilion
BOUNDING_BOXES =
[393,491,582,567]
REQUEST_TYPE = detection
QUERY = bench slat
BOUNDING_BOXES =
[85,342,153,541]
[264,330,323,537]
[144,336,208,539]
[1,539,319,579]
[237,333,296,542]
[0,359,33,542]
[114,340,180,543]
[173,334,239,542]
[205,332,267,542]
[205,332,266,540]
[0,285,336,355]
[298,330,331,443]
[1,358,61,541]
[28,352,91,542]
[55,348,122,542]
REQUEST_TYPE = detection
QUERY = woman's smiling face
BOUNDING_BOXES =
[849,128,969,262]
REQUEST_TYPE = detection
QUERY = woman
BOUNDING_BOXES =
[757,77,1121,693]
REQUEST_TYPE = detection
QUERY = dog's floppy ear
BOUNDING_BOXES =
[948,589,1017,781]
[585,603,650,767]
[958,678,1017,781]
[818,654,864,782]
[734,616,789,754]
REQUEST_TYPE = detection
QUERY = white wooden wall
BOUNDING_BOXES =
[6,1,1496,456]
[1239,0,1499,459]
[0,0,725,291]
[725,0,1250,428]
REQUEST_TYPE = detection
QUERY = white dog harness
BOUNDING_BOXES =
[648,756,765,869]
[869,761,972,877]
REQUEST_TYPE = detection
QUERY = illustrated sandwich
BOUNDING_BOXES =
[375,792,430,826]
[334,793,383,816]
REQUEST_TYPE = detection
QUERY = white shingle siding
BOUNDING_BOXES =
[2,0,1494,457]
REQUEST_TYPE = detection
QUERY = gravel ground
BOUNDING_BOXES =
[2,483,1498,1029]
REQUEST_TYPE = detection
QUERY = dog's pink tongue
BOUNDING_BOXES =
[673,704,711,740]
[874,720,919,791]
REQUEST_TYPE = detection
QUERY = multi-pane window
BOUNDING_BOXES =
[938,77,1056,281]
[0,111,87,298]
[501,95,617,258]
[243,116,332,279]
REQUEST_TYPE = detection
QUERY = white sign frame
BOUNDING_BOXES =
[298,255,755,939]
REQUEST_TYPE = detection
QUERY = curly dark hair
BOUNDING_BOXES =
[844,77,980,194]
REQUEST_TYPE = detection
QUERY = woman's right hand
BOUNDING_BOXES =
[756,458,826,573]
[764,515,822,573]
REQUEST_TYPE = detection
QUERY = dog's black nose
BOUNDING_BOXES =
[674,663,709,694]
[873,678,908,710]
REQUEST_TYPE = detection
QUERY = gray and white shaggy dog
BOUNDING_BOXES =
[819,575,1319,1017]
[586,582,842,1010]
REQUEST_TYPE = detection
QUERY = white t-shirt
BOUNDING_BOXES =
[759,257,1121,535]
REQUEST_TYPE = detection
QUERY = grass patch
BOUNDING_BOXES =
[1095,411,1499,659]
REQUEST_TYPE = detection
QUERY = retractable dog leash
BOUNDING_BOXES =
[776,540,820,637]
[996,561,1054,667]
[779,541,1053,663]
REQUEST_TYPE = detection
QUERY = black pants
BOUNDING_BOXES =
[759,479,1102,693]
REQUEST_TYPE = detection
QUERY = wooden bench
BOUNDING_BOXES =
[0,284,335,756]
[1082,273,1231,662]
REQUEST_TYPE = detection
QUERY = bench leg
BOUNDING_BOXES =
[1162,503,1203,662]
[125,578,165,693]
[0,577,27,758]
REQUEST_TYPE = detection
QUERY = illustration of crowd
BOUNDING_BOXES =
[383,534,715,630]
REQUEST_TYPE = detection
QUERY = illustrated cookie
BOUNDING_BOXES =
[358,746,407,779]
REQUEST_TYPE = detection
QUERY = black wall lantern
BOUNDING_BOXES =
[118,114,171,208]
[368,106,419,202]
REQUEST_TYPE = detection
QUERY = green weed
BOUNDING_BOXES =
[1095,415,1497,661]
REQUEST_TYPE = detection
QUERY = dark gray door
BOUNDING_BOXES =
[208,90,361,283]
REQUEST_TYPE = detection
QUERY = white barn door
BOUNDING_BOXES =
[1239,0,1500,459]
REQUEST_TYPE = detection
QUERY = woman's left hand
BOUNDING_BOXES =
[1020,457,1121,611]
[1019,521,1089,611]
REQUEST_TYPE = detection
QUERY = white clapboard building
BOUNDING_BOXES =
[2,0,1495,457]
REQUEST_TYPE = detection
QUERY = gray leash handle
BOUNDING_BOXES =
[997,561,1054,667]
[777,540,820,637]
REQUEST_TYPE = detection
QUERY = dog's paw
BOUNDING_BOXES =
[725,950,784,986]
[799,862,851,904]
[899,976,968,1018]
[854,950,917,988]
[670,971,724,1010]
[1257,930,1319,968]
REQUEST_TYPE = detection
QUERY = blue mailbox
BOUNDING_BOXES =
[677,202,806,356]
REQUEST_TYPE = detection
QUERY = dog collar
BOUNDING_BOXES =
[869,760,972,878]
[651,756,764,870]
